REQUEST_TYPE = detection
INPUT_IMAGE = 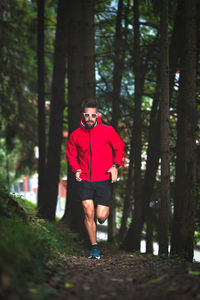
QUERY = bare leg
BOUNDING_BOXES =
[96,205,110,223]
[82,199,96,244]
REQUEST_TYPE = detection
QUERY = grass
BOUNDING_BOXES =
[0,186,84,299]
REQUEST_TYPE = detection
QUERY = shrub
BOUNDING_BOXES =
[0,188,83,298]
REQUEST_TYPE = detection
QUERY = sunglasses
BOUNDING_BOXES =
[83,113,98,118]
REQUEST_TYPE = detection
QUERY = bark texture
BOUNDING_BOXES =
[143,88,160,253]
[159,0,170,255]
[37,0,46,213]
[169,0,185,102]
[108,0,125,241]
[40,0,68,220]
[62,0,95,234]
[171,0,197,261]
[124,0,143,251]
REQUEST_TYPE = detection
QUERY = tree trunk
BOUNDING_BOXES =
[118,136,134,240]
[40,0,68,220]
[146,210,153,254]
[112,0,124,132]
[158,0,170,256]
[119,47,152,241]
[142,87,160,253]
[82,0,95,99]
[169,0,185,102]
[0,0,4,116]
[108,189,117,241]
[0,0,3,69]
[124,0,143,251]
[171,0,197,261]
[108,0,124,241]
[0,0,2,46]
[37,0,46,213]
[61,0,84,230]
[62,0,95,234]
[0,0,3,103]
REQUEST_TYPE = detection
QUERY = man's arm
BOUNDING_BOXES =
[109,127,125,167]
[107,127,125,182]
[75,169,82,182]
[66,133,81,173]
[107,163,118,183]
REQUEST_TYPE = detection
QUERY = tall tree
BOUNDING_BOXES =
[0,0,3,102]
[171,0,197,261]
[108,0,127,241]
[169,0,185,102]
[37,0,46,213]
[82,0,95,99]
[124,0,143,251]
[39,0,68,220]
[111,0,124,132]
[62,0,95,233]
[119,44,152,240]
[158,0,170,255]
[119,136,134,239]
[62,0,84,231]
[143,85,160,253]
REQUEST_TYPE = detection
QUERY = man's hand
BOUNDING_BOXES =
[75,169,82,182]
[107,165,118,183]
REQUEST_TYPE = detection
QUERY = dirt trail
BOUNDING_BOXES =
[44,244,200,300]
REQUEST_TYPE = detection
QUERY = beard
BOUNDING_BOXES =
[85,121,96,129]
[84,120,96,129]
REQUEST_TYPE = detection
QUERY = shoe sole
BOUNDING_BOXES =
[97,219,105,225]
[88,255,100,259]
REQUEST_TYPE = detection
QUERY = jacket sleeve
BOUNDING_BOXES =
[109,127,125,166]
[66,133,81,173]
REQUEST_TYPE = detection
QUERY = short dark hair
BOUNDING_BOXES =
[82,99,98,112]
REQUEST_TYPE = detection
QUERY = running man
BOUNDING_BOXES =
[66,99,125,259]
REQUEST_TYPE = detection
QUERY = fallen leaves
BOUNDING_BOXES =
[147,276,165,285]
[34,246,200,300]
[110,277,124,283]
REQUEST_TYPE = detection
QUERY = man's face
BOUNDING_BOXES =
[83,108,98,128]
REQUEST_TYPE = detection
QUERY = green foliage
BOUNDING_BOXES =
[158,253,168,259]
[0,184,9,213]
[194,231,200,245]
[188,269,200,276]
[0,187,84,298]
[0,0,57,178]
[1,0,38,177]
[13,194,38,217]
[0,137,35,189]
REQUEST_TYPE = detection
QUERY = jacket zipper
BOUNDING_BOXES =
[89,129,92,181]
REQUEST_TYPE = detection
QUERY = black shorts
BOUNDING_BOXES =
[78,180,112,207]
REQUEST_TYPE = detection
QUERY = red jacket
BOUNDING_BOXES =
[66,116,125,182]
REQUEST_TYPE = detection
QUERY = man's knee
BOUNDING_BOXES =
[96,210,109,221]
[83,205,94,221]
[82,200,94,221]
[85,209,94,221]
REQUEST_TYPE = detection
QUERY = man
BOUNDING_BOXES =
[66,99,125,259]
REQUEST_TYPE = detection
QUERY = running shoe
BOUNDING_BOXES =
[88,245,100,259]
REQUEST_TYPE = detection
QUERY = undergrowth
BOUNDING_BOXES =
[0,185,84,299]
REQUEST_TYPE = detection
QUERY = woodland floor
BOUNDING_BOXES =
[42,243,200,300]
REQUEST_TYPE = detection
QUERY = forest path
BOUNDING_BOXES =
[43,244,200,300]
